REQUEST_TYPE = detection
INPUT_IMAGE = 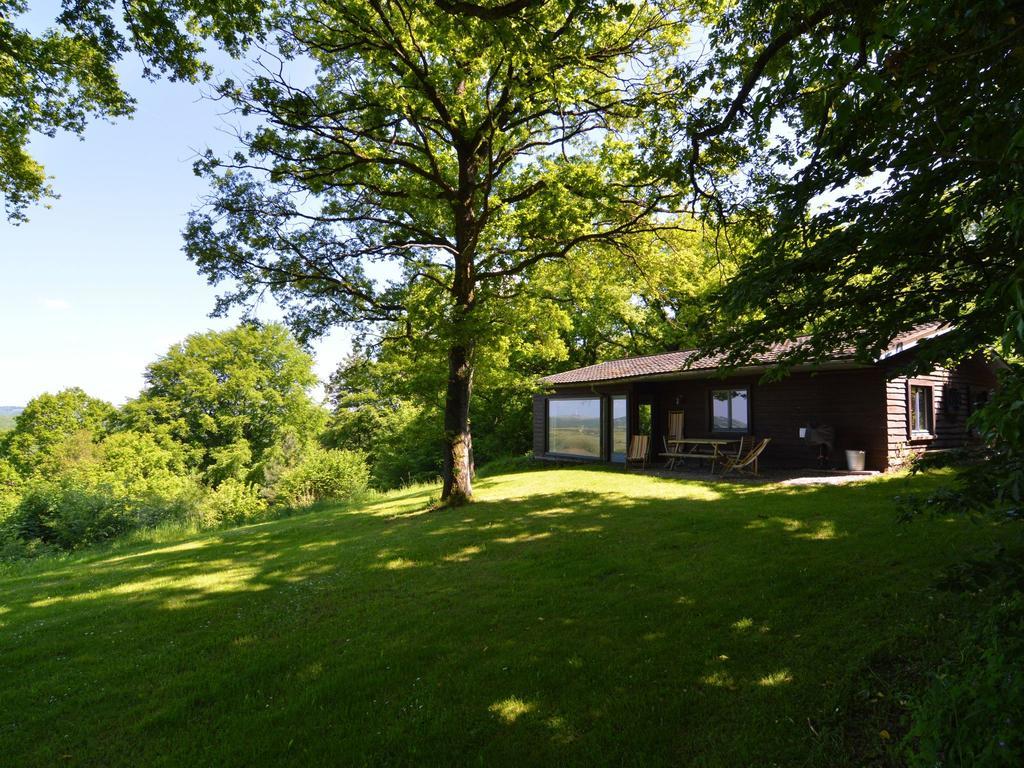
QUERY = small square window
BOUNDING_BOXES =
[910,385,933,436]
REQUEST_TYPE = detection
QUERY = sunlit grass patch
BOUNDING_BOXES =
[443,545,483,563]
[493,532,552,544]
[702,670,737,689]
[489,696,536,724]
[758,670,794,687]
[0,466,1009,767]
[376,557,419,570]
[798,521,842,540]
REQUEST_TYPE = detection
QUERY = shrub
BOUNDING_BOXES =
[905,593,1024,767]
[323,400,441,489]
[195,478,267,526]
[0,458,22,519]
[7,431,195,549]
[13,480,128,549]
[204,439,253,486]
[271,448,369,508]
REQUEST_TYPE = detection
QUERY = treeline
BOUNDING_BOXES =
[0,234,734,556]
[0,325,365,557]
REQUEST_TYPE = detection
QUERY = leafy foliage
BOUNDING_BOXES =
[119,324,325,484]
[0,458,22,518]
[0,0,267,221]
[269,447,370,509]
[324,226,741,489]
[184,0,687,502]
[194,478,268,526]
[665,0,1021,373]
[324,391,443,489]
[0,388,114,477]
[8,431,195,549]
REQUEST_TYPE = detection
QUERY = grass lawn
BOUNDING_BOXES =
[0,466,1011,766]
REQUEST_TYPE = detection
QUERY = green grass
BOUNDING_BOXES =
[0,467,1013,766]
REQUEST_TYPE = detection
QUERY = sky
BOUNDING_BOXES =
[0,13,354,407]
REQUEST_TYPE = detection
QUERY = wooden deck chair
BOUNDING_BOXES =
[659,435,686,470]
[667,410,685,442]
[732,435,754,460]
[625,434,651,470]
[708,435,752,474]
[719,437,771,477]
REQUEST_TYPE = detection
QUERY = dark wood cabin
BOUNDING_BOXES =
[532,325,1000,472]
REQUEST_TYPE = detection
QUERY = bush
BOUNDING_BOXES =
[7,431,195,550]
[0,458,22,519]
[905,593,1024,767]
[271,448,369,508]
[13,480,129,549]
[195,478,267,526]
[323,400,442,489]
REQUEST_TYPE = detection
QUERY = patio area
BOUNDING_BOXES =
[624,465,881,486]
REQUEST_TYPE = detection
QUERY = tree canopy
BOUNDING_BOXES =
[664,0,1023,511]
[669,0,1022,369]
[0,0,266,221]
[0,387,114,477]
[185,0,687,502]
[120,324,325,485]
[322,223,740,487]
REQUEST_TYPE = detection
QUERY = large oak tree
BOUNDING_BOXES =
[185,0,685,503]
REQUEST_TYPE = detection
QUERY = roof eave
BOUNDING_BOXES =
[542,358,871,388]
[875,324,955,361]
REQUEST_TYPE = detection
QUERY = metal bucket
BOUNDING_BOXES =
[845,450,866,471]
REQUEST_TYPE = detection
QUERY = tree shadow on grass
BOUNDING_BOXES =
[0,468,995,768]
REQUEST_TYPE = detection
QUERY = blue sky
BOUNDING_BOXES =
[0,16,354,407]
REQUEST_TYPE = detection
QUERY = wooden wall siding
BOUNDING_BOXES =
[882,354,999,467]
[637,368,889,470]
[531,393,547,457]
[534,354,999,471]
[535,369,890,470]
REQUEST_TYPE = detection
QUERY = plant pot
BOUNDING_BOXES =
[845,450,866,471]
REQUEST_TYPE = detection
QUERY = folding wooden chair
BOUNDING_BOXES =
[719,438,771,477]
[625,434,651,470]
[667,410,685,442]
[659,435,686,470]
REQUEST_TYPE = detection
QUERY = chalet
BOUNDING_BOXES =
[532,325,1000,472]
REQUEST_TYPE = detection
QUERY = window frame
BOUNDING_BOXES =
[605,395,629,463]
[907,381,935,440]
[545,395,605,460]
[709,387,751,434]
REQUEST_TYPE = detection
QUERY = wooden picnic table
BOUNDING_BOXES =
[662,438,740,471]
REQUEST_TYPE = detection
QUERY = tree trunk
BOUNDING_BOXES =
[444,140,479,505]
[441,342,474,505]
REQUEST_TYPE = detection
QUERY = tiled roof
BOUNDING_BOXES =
[541,324,947,386]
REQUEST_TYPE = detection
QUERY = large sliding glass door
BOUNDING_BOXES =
[610,396,628,462]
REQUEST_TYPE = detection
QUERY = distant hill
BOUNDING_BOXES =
[0,406,22,431]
